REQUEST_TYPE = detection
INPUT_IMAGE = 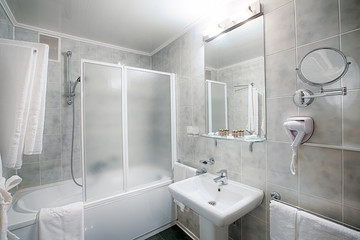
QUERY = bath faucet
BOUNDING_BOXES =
[200,157,215,165]
[213,169,228,185]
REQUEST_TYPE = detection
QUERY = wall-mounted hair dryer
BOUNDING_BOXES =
[283,117,314,175]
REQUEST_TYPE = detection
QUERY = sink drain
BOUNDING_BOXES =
[208,201,216,206]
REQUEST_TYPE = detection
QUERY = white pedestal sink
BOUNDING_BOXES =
[168,173,264,240]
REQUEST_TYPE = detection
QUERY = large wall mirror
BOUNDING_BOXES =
[204,15,266,141]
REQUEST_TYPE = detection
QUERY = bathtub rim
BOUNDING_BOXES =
[8,178,173,231]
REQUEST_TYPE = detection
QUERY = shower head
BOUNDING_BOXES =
[72,77,81,94]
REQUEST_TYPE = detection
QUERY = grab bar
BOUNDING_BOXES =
[270,191,360,232]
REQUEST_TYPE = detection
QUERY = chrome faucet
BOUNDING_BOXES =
[213,169,228,185]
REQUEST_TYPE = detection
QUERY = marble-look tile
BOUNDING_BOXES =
[62,133,81,162]
[46,82,61,108]
[267,141,298,190]
[341,30,360,90]
[260,0,292,14]
[47,61,61,83]
[44,108,60,135]
[343,205,360,229]
[96,46,114,63]
[296,0,339,46]
[62,157,82,180]
[39,135,61,161]
[267,183,298,206]
[61,38,80,60]
[22,154,40,164]
[61,105,81,135]
[340,0,360,33]
[80,42,97,60]
[241,141,266,183]
[17,163,40,189]
[14,27,38,42]
[177,76,193,107]
[177,208,200,238]
[266,97,298,142]
[299,95,342,146]
[343,90,360,147]
[40,160,62,185]
[192,105,205,134]
[299,193,342,221]
[0,22,13,39]
[344,150,360,209]
[299,146,342,202]
[265,2,295,55]
[265,49,296,98]
[241,215,266,240]
[176,133,195,163]
[219,140,242,173]
[177,106,193,133]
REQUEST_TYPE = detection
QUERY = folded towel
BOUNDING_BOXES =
[0,187,12,240]
[270,201,297,240]
[297,211,360,240]
[0,39,49,156]
[0,43,38,169]
[173,162,197,182]
[247,84,259,135]
[37,202,84,240]
[174,199,189,212]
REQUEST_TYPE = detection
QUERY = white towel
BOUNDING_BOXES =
[247,84,259,135]
[0,43,38,169]
[297,211,360,240]
[173,162,197,182]
[270,201,297,240]
[37,202,84,240]
[0,39,49,155]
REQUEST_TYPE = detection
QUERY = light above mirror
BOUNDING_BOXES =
[204,12,265,142]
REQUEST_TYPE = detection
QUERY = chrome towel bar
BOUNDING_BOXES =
[270,191,360,232]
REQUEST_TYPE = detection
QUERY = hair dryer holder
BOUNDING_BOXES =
[283,117,314,175]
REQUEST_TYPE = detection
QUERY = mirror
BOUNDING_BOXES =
[297,47,350,86]
[204,15,265,141]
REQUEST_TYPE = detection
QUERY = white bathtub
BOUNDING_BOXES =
[8,169,176,240]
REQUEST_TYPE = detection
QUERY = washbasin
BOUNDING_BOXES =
[168,173,264,228]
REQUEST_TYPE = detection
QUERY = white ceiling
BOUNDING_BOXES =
[4,0,235,55]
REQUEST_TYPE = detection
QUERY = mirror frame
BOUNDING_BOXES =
[296,47,351,87]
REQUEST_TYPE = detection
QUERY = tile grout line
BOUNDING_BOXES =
[338,0,345,223]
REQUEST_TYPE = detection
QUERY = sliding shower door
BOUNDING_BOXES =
[82,61,124,201]
[126,68,173,189]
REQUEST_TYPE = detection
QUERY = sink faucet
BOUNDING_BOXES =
[213,169,228,185]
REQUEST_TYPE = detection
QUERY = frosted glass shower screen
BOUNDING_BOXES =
[82,61,123,201]
[126,68,172,189]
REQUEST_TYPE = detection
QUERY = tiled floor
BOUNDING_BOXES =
[146,225,192,240]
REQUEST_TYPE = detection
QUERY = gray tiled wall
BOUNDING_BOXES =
[0,5,151,189]
[152,0,360,239]
[1,0,359,239]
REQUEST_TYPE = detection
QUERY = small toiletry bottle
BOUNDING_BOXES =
[232,130,238,138]
[219,129,224,136]
[239,130,244,137]
[224,129,229,136]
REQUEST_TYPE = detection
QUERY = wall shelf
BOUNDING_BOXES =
[201,134,265,142]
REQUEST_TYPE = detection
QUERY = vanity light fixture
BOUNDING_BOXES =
[203,0,262,43]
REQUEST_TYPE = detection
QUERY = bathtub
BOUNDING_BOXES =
[8,168,176,240]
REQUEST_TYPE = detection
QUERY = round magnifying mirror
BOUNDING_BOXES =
[297,47,350,86]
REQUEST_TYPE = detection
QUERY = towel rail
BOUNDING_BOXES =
[270,191,360,232]
[176,159,207,175]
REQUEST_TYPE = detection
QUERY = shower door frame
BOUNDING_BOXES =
[80,59,177,202]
